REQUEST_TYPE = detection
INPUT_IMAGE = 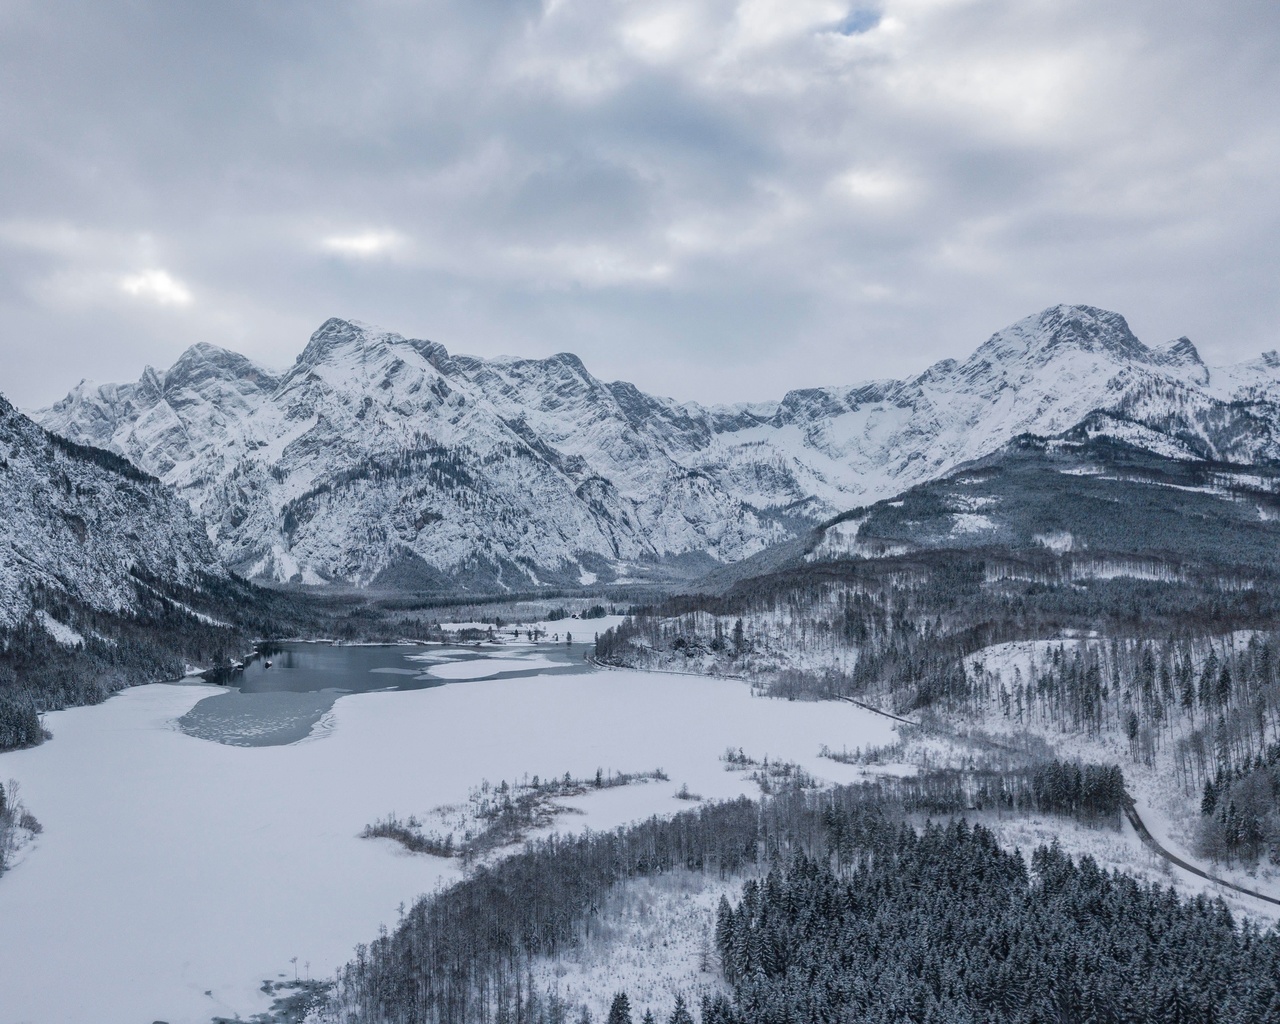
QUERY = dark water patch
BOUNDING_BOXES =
[182,641,591,747]
[178,690,349,747]
[233,643,445,695]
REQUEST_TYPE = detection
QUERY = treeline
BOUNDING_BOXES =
[820,759,1126,827]
[0,569,410,752]
[711,819,1280,1024]
[546,605,610,622]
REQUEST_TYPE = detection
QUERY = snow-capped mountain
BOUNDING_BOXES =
[0,392,227,627]
[34,304,1280,590]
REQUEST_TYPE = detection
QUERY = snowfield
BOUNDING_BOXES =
[0,665,896,1024]
[416,655,562,679]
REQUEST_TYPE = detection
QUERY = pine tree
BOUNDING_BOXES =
[666,995,694,1024]
[606,992,632,1024]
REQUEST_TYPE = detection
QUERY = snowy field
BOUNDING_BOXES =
[0,663,896,1024]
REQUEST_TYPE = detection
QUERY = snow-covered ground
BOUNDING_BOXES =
[34,610,83,648]
[410,653,563,679]
[0,664,896,1024]
[528,870,737,1022]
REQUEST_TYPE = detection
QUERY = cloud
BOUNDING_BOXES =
[321,230,409,259]
[118,269,192,306]
[834,167,915,205]
[0,0,1277,409]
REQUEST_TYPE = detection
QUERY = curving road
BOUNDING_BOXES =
[1120,797,1280,908]
[825,690,1280,909]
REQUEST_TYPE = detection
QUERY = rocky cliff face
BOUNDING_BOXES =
[35,304,1280,591]
[0,393,227,626]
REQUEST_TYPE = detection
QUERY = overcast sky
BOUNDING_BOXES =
[1,0,1276,409]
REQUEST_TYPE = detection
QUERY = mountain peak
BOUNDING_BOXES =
[296,318,451,373]
[164,342,279,396]
[1153,337,1208,384]
[170,341,268,373]
[296,317,378,366]
[1157,336,1203,366]
[974,305,1149,370]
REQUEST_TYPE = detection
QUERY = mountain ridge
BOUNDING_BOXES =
[34,304,1280,592]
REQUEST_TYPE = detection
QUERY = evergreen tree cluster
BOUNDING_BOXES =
[505,989,692,1024]
[710,820,1280,1024]
[1199,741,1280,865]
[0,694,42,750]
[829,759,1126,826]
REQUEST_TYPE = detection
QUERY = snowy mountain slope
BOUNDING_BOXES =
[0,392,227,629]
[38,319,805,589]
[804,432,1280,576]
[35,305,1280,591]
[682,428,1280,602]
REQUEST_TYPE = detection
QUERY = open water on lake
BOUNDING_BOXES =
[179,641,592,746]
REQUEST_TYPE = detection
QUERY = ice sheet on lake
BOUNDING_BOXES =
[423,655,561,679]
[0,668,898,1024]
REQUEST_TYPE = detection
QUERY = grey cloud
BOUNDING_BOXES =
[0,0,1277,408]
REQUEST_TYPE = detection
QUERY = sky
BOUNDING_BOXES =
[0,0,1277,409]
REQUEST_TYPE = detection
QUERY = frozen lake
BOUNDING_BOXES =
[0,648,897,1024]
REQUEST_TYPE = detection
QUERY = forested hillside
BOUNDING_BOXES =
[595,434,1280,866]
[710,820,1280,1023]
[323,786,1279,1024]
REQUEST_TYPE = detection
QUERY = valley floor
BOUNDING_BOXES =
[620,617,1280,921]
